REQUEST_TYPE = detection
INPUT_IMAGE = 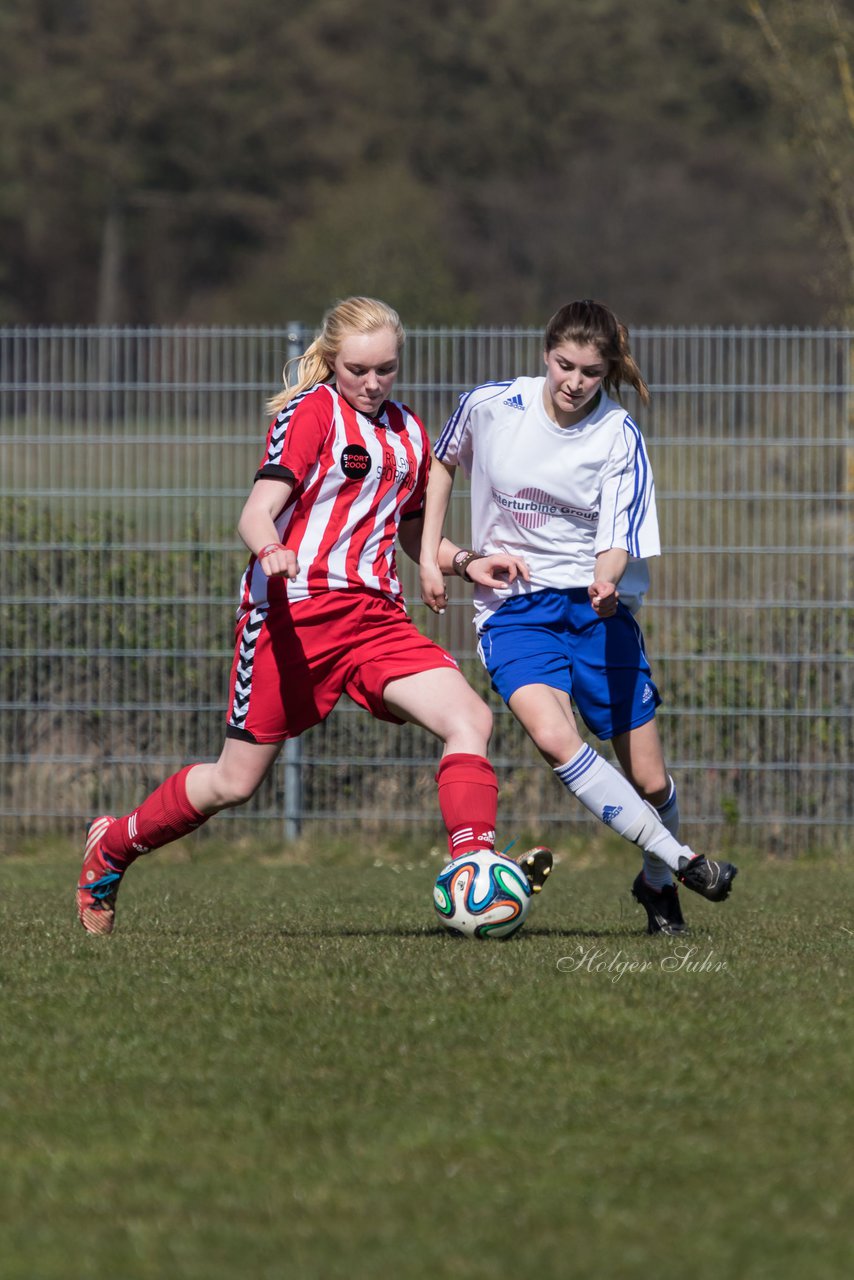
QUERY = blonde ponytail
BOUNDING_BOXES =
[266,341,333,415]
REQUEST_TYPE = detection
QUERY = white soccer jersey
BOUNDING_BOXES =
[434,376,660,628]
[237,382,429,613]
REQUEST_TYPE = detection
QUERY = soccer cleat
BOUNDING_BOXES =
[516,846,553,893]
[632,871,687,936]
[77,816,123,935]
[676,854,738,902]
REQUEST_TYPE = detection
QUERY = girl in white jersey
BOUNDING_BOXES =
[76,297,550,935]
[420,299,738,934]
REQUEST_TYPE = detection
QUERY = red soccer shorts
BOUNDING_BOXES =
[225,588,460,742]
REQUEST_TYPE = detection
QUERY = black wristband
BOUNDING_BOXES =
[452,548,484,582]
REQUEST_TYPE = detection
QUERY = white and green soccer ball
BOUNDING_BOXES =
[433,849,532,939]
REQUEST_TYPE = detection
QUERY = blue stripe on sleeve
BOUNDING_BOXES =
[620,414,651,556]
[433,380,515,457]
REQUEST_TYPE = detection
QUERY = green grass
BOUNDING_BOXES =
[1,842,852,1280]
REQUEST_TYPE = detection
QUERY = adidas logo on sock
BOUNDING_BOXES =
[602,804,623,825]
[502,393,524,410]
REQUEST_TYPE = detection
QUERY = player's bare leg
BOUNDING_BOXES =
[611,719,669,807]
[383,666,493,756]
[185,738,283,813]
[506,683,584,767]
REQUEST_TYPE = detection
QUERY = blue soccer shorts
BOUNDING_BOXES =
[476,586,661,741]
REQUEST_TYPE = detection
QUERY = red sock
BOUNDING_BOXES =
[100,765,209,869]
[435,753,498,859]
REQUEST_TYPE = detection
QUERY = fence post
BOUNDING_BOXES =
[283,322,305,842]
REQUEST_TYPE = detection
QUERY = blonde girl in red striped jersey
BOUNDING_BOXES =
[77,297,551,934]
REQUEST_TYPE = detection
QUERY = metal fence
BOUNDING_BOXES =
[1,325,851,856]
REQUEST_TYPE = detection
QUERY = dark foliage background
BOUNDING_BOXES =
[1,0,852,327]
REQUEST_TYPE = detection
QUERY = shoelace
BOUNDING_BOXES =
[87,872,123,900]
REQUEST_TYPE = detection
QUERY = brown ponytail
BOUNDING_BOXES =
[544,299,650,406]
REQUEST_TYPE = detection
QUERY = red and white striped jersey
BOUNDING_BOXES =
[237,382,429,614]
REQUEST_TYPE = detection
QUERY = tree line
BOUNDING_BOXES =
[0,0,851,327]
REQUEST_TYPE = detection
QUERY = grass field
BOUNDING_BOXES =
[1,839,852,1280]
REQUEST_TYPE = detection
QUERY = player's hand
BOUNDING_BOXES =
[589,579,619,617]
[467,553,531,589]
[420,561,448,614]
[257,543,300,579]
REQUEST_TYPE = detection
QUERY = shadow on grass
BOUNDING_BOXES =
[274,925,634,940]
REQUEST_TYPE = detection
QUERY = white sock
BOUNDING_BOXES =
[642,777,679,889]
[655,777,680,837]
[641,849,673,889]
[555,746,694,874]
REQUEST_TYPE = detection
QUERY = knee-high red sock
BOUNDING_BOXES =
[100,764,209,869]
[436,753,498,859]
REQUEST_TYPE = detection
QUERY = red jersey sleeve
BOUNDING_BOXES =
[255,385,334,486]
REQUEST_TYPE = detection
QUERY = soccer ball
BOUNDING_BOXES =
[433,849,532,939]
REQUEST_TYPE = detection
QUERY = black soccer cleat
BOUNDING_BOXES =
[516,846,553,893]
[676,854,738,902]
[631,871,687,936]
